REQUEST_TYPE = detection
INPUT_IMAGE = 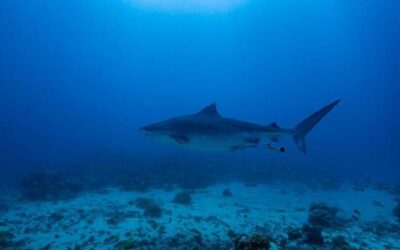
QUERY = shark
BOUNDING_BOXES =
[140,100,340,154]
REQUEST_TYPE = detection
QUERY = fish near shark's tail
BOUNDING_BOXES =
[293,99,341,154]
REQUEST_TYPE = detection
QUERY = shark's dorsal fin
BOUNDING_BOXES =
[269,122,280,129]
[197,103,220,117]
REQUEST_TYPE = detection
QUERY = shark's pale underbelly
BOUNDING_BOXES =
[176,134,255,151]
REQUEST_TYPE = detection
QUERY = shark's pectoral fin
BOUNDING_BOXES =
[170,134,189,144]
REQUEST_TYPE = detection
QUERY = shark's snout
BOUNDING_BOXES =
[140,124,159,136]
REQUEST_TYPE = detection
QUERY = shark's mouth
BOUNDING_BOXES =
[124,0,247,13]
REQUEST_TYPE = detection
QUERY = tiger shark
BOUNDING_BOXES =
[140,100,340,153]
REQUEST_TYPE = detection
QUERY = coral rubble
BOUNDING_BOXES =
[302,224,324,246]
[308,202,345,228]
[331,235,352,250]
[222,188,233,197]
[234,234,270,250]
[172,191,192,205]
[143,203,163,218]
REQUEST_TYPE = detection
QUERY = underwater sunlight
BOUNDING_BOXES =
[124,0,247,13]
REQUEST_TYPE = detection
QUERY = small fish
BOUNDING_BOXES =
[140,100,340,154]
[353,209,361,216]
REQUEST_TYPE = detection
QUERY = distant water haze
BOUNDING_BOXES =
[0,0,399,185]
[124,0,248,13]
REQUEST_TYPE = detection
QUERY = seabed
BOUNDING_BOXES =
[1,182,399,249]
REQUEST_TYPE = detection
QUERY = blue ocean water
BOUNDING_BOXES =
[0,1,399,249]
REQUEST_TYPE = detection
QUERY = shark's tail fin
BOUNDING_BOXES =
[293,99,340,154]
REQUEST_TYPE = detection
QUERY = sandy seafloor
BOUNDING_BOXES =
[1,183,399,250]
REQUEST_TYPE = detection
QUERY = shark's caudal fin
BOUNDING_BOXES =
[293,99,341,154]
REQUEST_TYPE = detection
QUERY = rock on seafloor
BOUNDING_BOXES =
[308,202,347,228]
[172,191,192,205]
[222,188,234,197]
[234,234,271,250]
